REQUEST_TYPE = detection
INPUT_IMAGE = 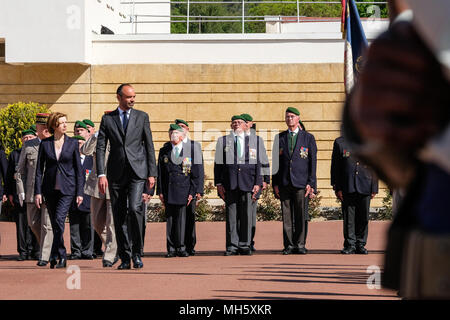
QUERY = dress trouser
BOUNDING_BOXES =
[45,191,74,260]
[342,192,370,249]
[69,209,93,257]
[90,197,117,263]
[225,189,253,252]
[127,200,148,256]
[27,202,53,261]
[109,165,145,262]
[166,204,187,253]
[185,200,196,252]
[279,185,307,250]
[13,204,39,257]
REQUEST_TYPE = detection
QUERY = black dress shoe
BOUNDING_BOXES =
[166,252,177,258]
[68,254,81,260]
[282,248,294,255]
[37,260,48,267]
[297,247,308,255]
[17,254,27,261]
[341,247,356,254]
[239,248,252,256]
[56,258,67,269]
[250,245,256,252]
[356,246,368,254]
[81,254,94,260]
[187,249,196,256]
[103,260,113,267]
[118,261,131,270]
[177,251,189,258]
[224,250,239,256]
[132,256,144,268]
[30,253,40,261]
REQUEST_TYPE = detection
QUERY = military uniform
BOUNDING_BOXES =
[214,131,263,255]
[16,138,54,265]
[157,139,202,257]
[331,136,378,253]
[80,132,118,267]
[6,147,39,259]
[272,127,317,254]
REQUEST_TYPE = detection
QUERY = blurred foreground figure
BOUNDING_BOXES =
[344,0,450,299]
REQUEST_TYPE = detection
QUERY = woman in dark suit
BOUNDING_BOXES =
[35,112,84,269]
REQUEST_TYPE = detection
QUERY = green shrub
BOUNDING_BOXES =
[308,190,323,219]
[376,189,393,220]
[195,180,215,222]
[257,187,282,221]
[0,102,49,155]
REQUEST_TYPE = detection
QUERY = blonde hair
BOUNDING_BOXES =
[47,112,67,135]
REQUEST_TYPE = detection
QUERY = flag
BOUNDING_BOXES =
[342,0,368,94]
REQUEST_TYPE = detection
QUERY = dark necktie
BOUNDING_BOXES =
[122,111,129,131]
[289,131,296,155]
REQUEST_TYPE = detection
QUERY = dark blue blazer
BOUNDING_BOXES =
[70,155,93,212]
[0,147,8,197]
[6,148,21,205]
[272,129,317,190]
[157,141,202,206]
[330,137,378,195]
[214,133,263,192]
[35,135,84,198]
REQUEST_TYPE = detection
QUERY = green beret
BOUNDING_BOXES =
[30,124,37,133]
[21,129,36,137]
[175,119,189,127]
[72,135,86,141]
[82,119,95,127]
[285,107,300,116]
[74,120,87,130]
[231,115,245,122]
[169,123,184,132]
[240,113,253,122]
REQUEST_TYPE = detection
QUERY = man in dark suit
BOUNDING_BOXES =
[0,146,8,216]
[272,107,317,255]
[214,115,263,256]
[240,113,270,252]
[68,134,94,260]
[331,136,378,254]
[96,83,157,270]
[175,119,204,256]
[157,124,202,257]
[6,129,39,260]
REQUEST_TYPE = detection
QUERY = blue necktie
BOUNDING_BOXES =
[122,111,129,131]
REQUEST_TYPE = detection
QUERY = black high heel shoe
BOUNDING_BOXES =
[50,259,57,269]
[56,258,67,269]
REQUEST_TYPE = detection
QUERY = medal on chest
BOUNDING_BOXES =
[182,157,192,175]
[300,146,309,159]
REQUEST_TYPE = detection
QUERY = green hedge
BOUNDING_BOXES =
[0,102,49,155]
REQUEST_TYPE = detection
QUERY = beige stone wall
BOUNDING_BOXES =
[0,62,386,207]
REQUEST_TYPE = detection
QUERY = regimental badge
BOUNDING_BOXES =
[279,148,283,156]
[182,157,192,176]
[164,156,169,163]
[300,147,308,159]
[249,148,257,160]
[85,169,91,181]
[343,149,350,158]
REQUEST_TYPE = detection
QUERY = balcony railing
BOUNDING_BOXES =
[120,0,387,34]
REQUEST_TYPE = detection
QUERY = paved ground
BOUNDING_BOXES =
[0,220,399,300]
